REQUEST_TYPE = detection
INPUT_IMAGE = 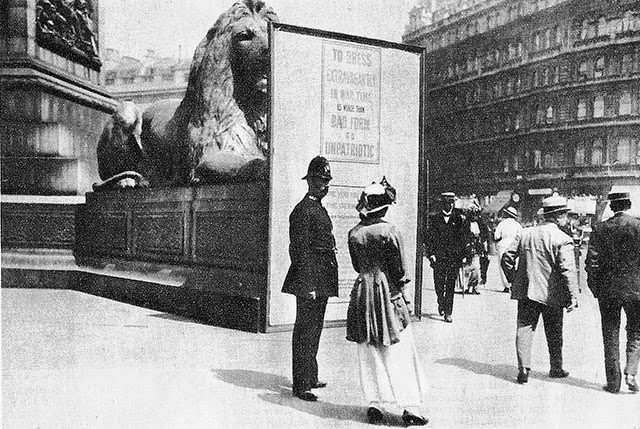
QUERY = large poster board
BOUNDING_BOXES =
[267,24,424,329]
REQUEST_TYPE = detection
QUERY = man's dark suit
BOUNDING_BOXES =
[424,209,467,316]
[586,211,640,391]
[282,194,338,393]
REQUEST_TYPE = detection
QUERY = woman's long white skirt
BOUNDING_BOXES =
[356,324,428,412]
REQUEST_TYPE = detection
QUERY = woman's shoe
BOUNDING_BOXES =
[626,375,639,393]
[402,410,428,426]
[367,407,383,424]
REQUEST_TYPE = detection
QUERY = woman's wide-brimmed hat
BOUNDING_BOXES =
[356,177,396,215]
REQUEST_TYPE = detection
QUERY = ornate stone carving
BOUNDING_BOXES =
[36,0,102,70]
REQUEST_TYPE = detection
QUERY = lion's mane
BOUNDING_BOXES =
[172,0,279,183]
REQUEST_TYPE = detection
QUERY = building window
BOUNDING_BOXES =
[593,95,605,118]
[506,76,514,95]
[577,98,588,120]
[533,70,540,87]
[575,141,586,166]
[594,56,606,78]
[533,31,541,51]
[544,151,559,168]
[546,105,554,123]
[578,60,589,81]
[613,137,631,164]
[543,68,550,86]
[591,138,604,165]
[536,104,545,124]
[622,53,634,75]
[515,76,522,92]
[619,91,632,115]
[512,153,521,171]
[533,149,542,169]
[597,17,608,37]
[503,155,510,172]
[514,111,522,130]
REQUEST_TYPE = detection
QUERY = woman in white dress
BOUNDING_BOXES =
[346,178,428,426]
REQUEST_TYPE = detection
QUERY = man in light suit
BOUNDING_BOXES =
[586,191,640,394]
[501,196,579,384]
[282,156,338,402]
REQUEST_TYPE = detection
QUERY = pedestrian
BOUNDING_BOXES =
[346,178,428,426]
[494,207,523,293]
[282,156,338,402]
[462,205,489,295]
[478,212,492,287]
[424,192,467,323]
[501,196,579,384]
[585,191,640,394]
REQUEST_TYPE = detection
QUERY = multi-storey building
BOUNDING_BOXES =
[404,0,640,223]
[101,49,190,107]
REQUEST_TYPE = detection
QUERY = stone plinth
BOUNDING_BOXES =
[73,183,270,332]
[1,0,117,265]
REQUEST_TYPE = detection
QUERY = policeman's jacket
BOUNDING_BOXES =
[282,194,339,298]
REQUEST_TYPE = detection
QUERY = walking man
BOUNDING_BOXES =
[494,207,522,293]
[425,192,467,323]
[585,191,640,394]
[282,156,339,401]
[501,196,579,384]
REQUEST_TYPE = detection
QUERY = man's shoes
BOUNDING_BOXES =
[312,381,327,389]
[472,289,480,295]
[293,389,318,402]
[402,410,428,426]
[517,368,530,384]
[602,384,620,394]
[626,375,639,393]
[367,407,383,424]
[444,314,453,323]
[549,369,569,378]
[438,306,444,316]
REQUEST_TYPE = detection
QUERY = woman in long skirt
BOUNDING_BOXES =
[346,178,429,426]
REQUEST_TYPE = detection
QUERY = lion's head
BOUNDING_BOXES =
[173,0,278,183]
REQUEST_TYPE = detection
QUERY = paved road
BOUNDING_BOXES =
[3,255,640,428]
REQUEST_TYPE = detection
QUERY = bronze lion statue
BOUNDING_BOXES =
[95,0,278,190]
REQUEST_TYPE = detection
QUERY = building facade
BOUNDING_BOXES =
[404,0,640,223]
[101,48,190,107]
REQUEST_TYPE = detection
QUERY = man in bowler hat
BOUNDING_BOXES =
[282,156,339,401]
[424,192,467,323]
[586,191,640,393]
[501,196,579,384]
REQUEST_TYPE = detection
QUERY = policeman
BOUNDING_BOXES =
[282,156,339,401]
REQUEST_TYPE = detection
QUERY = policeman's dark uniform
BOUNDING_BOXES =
[282,156,338,398]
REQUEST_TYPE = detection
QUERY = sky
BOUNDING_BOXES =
[99,0,421,59]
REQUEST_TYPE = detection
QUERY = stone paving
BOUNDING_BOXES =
[2,255,639,428]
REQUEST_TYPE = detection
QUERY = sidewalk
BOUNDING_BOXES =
[2,255,640,428]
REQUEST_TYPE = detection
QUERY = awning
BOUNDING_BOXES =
[568,197,597,216]
[481,190,512,215]
[600,185,640,221]
[454,196,480,210]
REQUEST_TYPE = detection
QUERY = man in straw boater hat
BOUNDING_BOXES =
[494,207,523,293]
[282,156,338,402]
[424,192,467,323]
[501,195,580,384]
[586,191,640,394]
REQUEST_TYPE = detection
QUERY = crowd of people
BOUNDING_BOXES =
[281,156,639,426]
